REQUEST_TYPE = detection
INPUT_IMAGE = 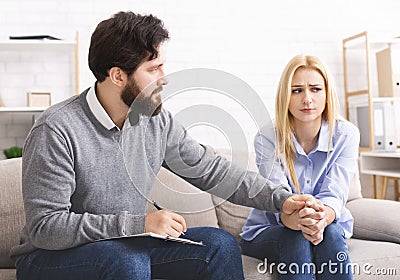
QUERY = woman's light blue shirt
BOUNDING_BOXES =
[241,120,360,241]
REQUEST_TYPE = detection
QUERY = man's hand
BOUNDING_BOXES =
[280,210,301,230]
[282,194,324,215]
[145,210,187,237]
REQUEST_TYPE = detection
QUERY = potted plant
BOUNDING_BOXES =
[3,146,23,159]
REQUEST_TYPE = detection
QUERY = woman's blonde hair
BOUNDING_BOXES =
[275,55,340,194]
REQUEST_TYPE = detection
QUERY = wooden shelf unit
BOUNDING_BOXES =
[343,32,374,151]
[0,107,47,113]
[342,31,400,151]
[0,32,79,93]
[0,32,79,116]
[0,40,76,52]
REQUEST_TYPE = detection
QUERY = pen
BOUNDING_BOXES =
[152,200,185,235]
[152,200,163,210]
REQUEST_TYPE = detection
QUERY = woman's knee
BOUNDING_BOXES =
[241,227,310,261]
[323,222,346,243]
[265,227,309,247]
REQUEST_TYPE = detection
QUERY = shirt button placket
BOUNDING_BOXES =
[305,159,312,192]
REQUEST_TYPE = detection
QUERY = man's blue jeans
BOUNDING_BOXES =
[16,227,244,280]
[241,222,353,280]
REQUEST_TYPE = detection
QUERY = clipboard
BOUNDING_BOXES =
[96,232,205,246]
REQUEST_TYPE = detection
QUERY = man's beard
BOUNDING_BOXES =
[121,78,163,117]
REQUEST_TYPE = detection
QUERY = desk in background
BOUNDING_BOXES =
[360,151,400,200]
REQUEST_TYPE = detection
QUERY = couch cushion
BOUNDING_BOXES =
[0,269,17,280]
[347,238,400,279]
[212,195,251,243]
[346,198,400,244]
[0,158,24,268]
[147,167,219,228]
[210,149,254,242]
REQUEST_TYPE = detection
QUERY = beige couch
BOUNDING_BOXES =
[1,153,400,280]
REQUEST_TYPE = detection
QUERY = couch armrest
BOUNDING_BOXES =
[346,198,400,244]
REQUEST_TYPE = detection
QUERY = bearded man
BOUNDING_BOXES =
[11,11,320,280]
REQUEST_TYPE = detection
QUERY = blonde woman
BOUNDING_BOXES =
[241,55,359,279]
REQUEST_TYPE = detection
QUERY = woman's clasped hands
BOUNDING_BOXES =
[281,195,328,245]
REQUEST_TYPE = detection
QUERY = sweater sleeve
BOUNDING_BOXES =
[22,123,144,250]
[162,115,292,212]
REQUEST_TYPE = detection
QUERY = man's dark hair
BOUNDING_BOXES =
[88,11,169,82]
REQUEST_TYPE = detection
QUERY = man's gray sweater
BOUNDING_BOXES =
[10,89,292,261]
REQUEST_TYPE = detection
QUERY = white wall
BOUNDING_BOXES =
[0,0,400,160]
